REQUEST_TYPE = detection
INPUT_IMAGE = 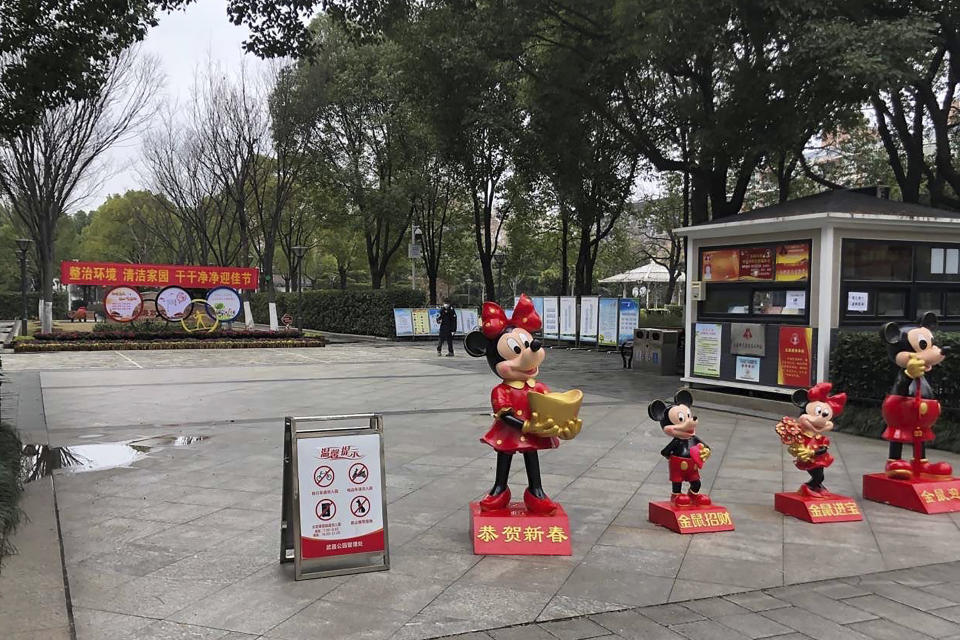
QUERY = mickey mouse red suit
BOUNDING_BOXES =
[464,294,582,515]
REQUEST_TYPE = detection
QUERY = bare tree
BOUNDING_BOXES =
[0,49,160,330]
[635,178,685,305]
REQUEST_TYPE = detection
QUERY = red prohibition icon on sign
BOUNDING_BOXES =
[314,466,334,488]
[316,499,336,521]
[350,495,371,517]
[348,462,369,485]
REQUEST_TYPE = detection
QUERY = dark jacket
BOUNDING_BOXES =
[438,306,457,334]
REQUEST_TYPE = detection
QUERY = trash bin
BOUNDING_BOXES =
[635,328,679,375]
[632,329,649,369]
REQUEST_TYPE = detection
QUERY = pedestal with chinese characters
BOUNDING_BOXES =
[774,492,863,523]
[648,502,734,534]
[863,473,960,514]
[470,502,572,555]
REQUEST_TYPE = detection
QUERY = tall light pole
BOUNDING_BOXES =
[493,252,505,304]
[292,245,307,331]
[15,238,32,336]
[465,277,473,306]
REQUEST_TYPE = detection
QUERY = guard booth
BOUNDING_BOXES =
[676,187,960,394]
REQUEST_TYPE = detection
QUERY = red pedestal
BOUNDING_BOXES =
[648,501,734,534]
[862,473,960,514]
[469,501,572,555]
[774,491,863,523]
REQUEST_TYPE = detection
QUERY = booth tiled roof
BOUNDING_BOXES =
[732,188,960,222]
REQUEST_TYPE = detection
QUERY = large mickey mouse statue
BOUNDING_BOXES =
[465,294,581,514]
[880,312,951,480]
[648,390,712,507]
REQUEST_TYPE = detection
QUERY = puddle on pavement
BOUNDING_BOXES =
[20,435,207,483]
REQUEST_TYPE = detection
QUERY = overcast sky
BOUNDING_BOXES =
[85,1,267,212]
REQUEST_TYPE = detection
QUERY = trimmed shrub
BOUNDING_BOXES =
[0,421,24,563]
[251,289,426,337]
[830,330,960,452]
[637,307,685,328]
[0,292,68,320]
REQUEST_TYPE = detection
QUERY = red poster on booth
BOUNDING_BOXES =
[778,326,813,387]
[60,261,259,290]
[738,247,774,280]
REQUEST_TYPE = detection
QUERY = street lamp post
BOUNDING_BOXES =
[465,277,473,305]
[15,238,32,336]
[292,245,307,331]
[493,252,505,304]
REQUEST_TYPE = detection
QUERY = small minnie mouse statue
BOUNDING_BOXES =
[879,312,951,480]
[776,383,847,497]
[648,390,711,507]
[464,294,582,515]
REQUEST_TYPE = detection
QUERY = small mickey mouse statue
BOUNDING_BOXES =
[648,390,712,507]
[880,312,951,479]
[776,383,847,498]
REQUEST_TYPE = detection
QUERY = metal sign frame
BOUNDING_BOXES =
[280,413,389,580]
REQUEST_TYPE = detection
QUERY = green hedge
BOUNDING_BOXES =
[830,330,960,452]
[250,289,426,337]
[0,421,23,563]
[0,292,68,320]
[637,307,685,328]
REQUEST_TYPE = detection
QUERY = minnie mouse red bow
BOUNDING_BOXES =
[481,294,542,339]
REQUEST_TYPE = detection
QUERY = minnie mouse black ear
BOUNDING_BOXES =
[463,331,488,358]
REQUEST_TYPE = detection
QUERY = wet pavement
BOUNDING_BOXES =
[2,342,960,639]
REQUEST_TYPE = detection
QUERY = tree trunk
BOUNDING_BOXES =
[559,206,570,295]
[338,265,348,290]
[427,274,438,305]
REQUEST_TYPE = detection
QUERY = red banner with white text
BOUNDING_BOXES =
[60,261,259,290]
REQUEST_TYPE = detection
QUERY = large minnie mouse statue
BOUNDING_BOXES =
[464,294,581,514]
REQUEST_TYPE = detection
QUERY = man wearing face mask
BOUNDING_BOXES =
[437,299,457,356]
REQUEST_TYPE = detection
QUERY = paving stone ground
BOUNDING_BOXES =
[3,342,960,639]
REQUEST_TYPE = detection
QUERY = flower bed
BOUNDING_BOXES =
[14,337,325,352]
[33,329,304,341]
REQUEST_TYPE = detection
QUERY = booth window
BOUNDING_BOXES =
[697,240,811,322]
[841,240,960,324]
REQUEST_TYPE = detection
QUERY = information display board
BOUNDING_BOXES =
[281,414,389,580]
[456,308,479,334]
[205,286,242,322]
[559,296,577,341]
[156,286,193,321]
[411,308,431,335]
[427,308,442,334]
[393,309,414,336]
[579,296,599,343]
[104,286,143,323]
[618,298,639,345]
[542,297,559,339]
[598,298,619,346]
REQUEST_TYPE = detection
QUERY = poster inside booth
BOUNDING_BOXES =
[282,414,388,580]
